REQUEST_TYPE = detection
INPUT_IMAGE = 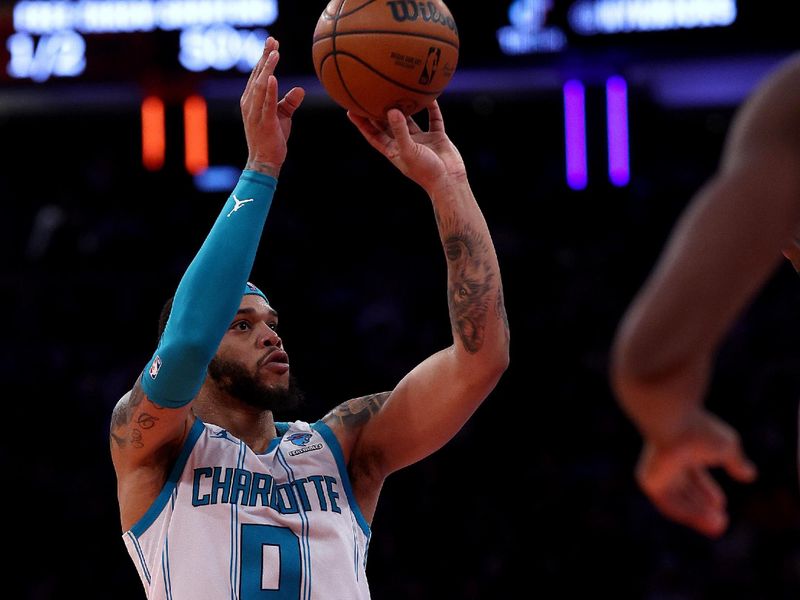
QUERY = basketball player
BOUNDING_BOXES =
[110,37,509,598]
[611,52,800,538]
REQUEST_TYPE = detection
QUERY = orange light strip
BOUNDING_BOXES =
[184,95,209,175]
[141,96,165,171]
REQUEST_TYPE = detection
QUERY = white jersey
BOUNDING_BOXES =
[123,419,372,600]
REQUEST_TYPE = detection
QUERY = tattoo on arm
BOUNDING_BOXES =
[137,413,160,429]
[245,160,278,178]
[323,392,391,431]
[439,216,495,353]
[131,429,144,449]
[110,380,156,450]
[111,381,144,430]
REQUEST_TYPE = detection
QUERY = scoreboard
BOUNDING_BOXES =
[2,0,278,83]
[1,0,796,86]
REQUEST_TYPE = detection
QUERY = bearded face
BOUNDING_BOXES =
[208,355,303,415]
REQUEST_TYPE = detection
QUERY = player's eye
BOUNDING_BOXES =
[233,321,251,331]
[268,322,279,332]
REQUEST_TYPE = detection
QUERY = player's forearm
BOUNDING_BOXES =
[612,322,713,443]
[610,244,727,443]
[430,177,510,371]
[141,171,276,407]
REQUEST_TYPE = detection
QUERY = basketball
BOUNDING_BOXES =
[312,0,459,120]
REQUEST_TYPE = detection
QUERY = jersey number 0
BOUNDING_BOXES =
[240,524,302,598]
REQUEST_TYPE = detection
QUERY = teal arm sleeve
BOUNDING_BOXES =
[140,170,277,408]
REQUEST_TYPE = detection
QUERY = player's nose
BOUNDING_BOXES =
[258,324,282,348]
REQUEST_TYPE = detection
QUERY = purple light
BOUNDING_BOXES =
[563,79,587,190]
[606,75,630,187]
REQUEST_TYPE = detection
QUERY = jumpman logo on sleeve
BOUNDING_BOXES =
[227,195,255,218]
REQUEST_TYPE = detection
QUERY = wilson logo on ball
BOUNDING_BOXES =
[386,1,458,32]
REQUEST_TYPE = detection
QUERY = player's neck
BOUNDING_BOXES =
[194,388,277,453]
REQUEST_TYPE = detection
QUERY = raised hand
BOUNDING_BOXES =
[347,102,466,195]
[241,37,305,178]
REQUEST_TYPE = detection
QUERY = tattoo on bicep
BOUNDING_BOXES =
[110,380,156,449]
[323,392,391,431]
[137,413,160,429]
[440,217,495,353]
[111,381,145,430]
[131,429,144,449]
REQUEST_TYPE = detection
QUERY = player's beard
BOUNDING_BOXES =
[208,356,303,416]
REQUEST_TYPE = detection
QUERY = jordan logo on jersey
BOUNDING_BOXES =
[210,429,236,444]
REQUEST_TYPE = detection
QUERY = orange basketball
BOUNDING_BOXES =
[312,0,459,120]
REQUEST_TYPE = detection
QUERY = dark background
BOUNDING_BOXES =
[3,0,800,598]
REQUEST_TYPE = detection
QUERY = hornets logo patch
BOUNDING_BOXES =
[285,432,323,456]
[286,433,312,447]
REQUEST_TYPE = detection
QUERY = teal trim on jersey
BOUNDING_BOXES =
[312,421,371,539]
[130,418,206,538]
[353,532,359,581]
[229,441,246,600]
[126,531,151,584]
[259,422,289,455]
[264,437,281,454]
[162,536,174,600]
